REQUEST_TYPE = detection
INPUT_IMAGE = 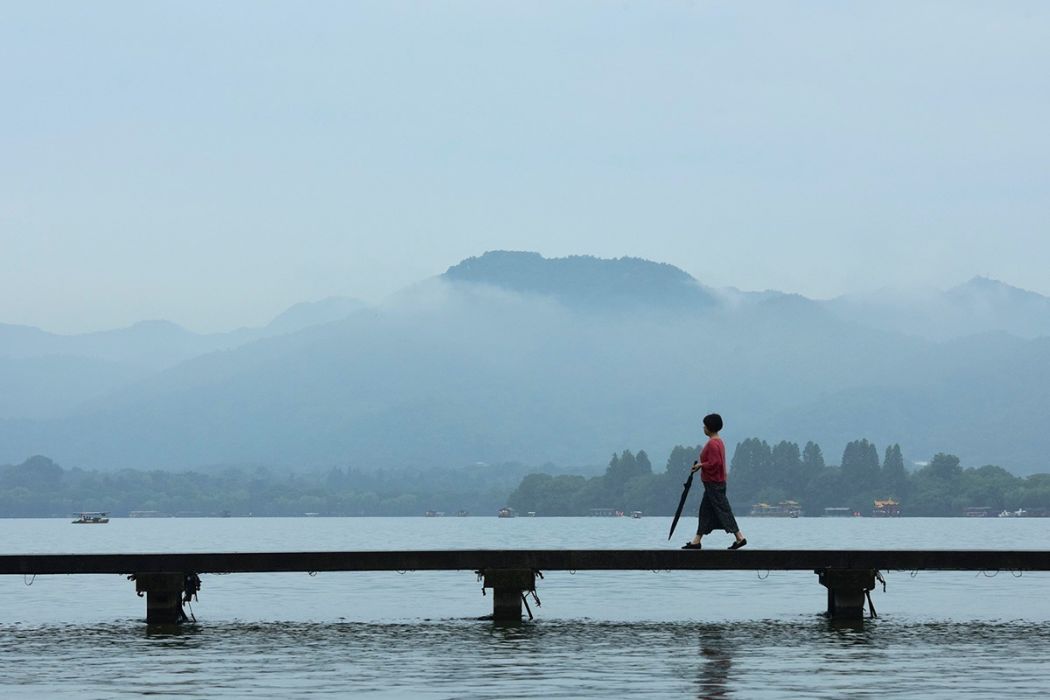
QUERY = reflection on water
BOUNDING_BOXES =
[2,619,1049,698]
[696,626,733,699]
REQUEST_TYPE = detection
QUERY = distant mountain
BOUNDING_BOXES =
[0,298,368,419]
[2,255,1048,475]
[763,335,1050,470]
[824,277,1050,340]
[0,323,59,358]
[944,277,1050,336]
[948,276,1049,305]
[0,319,235,370]
[0,355,145,420]
[443,251,717,311]
[0,320,215,419]
[263,297,366,335]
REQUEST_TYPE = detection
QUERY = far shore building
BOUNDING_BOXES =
[749,500,802,517]
[872,499,901,517]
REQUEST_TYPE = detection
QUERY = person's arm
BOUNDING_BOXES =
[691,444,711,472]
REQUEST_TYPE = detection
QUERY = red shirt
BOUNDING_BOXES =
[698,438,726,483]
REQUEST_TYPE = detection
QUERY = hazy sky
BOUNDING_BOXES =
[2,1,1048,333]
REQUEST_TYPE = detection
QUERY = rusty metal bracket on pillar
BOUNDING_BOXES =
[481,569,537,622]
[816,568,876,620]
[131,572,196,624]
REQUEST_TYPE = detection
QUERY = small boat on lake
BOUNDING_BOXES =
[823,507,853,517]
[498,507,516,518]
[630,511,643,519]
[589,508,618,517]
[751,501,802,518]
[72,512,109,524]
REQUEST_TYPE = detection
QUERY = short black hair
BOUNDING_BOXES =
[703,413,723,432]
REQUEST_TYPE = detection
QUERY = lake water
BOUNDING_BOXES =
[2,516,1049,698]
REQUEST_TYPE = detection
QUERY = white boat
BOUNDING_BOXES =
[630,511,643,519]
[72,512,109,524]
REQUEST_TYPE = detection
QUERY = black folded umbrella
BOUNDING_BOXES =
[667,470,695,540]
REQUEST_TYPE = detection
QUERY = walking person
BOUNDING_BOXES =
[682,413,747,550]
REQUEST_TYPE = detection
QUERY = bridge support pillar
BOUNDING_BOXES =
[817,569,875,620]
[482,569,535,621]
[134,572,187,624]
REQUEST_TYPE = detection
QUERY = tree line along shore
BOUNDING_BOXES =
[2,440,1049,518]
[507,439,1050,518]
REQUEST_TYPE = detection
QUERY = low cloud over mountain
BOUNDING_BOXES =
[2,252,1047,474]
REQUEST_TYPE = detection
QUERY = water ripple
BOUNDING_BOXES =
[3,619,1050,698]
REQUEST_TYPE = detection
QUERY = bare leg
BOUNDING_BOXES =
[735,531,745,542]
[689,534,703,545]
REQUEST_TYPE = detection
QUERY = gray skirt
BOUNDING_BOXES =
[697,482,739,535]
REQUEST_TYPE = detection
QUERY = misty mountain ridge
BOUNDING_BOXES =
[2,252,1048,475]
[264,297,367,334]
[4,254,1046,342]
[0,296,366,366]
[0,296,366,419]
[443,251,717,312]
[825,275,1050,341]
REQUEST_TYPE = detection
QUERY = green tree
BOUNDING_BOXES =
[665,445,701,474]
[841,439,880,501]
[728,438,772,506]
[606,450,640,483]
[770,440,803,494]
[635,450,653,476]
[881,444,907,498]
[4,455,64,490]
[602,449,655,508]
[909,453,965,515]
[802,441,825,481]
[1020,474,1050,510]
[508,473,554,513]
[805,467,845,514]
[927,453,962,481]
[508,473,589,515]
[576,476,612,511]
[959,465,1018,511]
